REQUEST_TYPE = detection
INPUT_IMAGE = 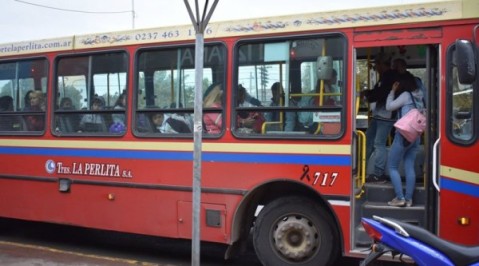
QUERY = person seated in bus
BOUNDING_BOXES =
[112,90,127,126]
[324,69,340,105]
[56,97,80,133]
[24,90,45,131]
[150,112,191,134]
[0,95,22,131]
[79,96,107,132]
[203,83,223,134]
[264,82,282,132]
[168,102,193,133]
[23,90,33,110]
[244,90,262,107]
[263,82,296,132]
[236,84,265,134]
[297,69,338,133]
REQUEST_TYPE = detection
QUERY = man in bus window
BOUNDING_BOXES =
[264,82,283,132]
[264,82,296,132]
[392,58,427,108]
[362,53,396,183]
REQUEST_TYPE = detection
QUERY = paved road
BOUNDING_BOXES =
[0,218,391,266]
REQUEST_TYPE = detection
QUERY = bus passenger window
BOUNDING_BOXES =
[0,59,48,134]
[54,52,128,136]
[235,36,345,137]
[134,44,226,137]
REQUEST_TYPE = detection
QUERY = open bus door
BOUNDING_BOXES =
[437,30,479,246]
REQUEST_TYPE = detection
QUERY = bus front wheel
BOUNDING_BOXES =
[253,196,338,266]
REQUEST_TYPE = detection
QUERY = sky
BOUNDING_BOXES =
[1,0,438,44]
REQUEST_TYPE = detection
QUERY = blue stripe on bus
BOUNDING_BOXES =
[441,177,479,198]
[0,146,350,165]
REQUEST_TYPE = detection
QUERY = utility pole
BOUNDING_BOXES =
[131,0,135,29]
[183,1,219,266]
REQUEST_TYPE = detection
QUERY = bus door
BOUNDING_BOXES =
[437,24,479,246]
[351,29,442,250]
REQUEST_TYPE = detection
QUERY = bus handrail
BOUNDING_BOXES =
[355,130,367,198]
[432,136,441,192]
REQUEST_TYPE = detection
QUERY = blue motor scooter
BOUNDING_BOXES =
[360,215,479,266]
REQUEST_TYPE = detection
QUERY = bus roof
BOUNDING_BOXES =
[1,0,478,57]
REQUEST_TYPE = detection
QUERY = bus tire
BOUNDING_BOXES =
[253,196,338,266]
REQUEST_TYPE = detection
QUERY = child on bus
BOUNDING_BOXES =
[79,96,107,132]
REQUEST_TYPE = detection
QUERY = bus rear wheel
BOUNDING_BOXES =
[253,196,338,266]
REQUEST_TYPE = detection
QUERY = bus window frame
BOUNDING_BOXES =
[232,33,347,139]
[446,44,478,145]
[0,56,48,136]
[52,50,129,137]
[132,42,227,138]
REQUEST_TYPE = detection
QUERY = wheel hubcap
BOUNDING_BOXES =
[273,215,319,261]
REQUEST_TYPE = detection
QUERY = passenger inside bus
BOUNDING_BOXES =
[236,84,265,134]
[56,97,80,133]
[79,96,107,133]
[323,69,340,106]
[362,53,396,183]
[149,112,191,134]
[112,90,127,126]
[168,103,193,133]
[0,96,22,131]
[203,83,223,134]
[263,82,296,133]
[392,58,427,109]
[385,72,424,207]
[24,90,45,131]
[297,69,339,133]
[264,82,283,132]
[23,90,33,111]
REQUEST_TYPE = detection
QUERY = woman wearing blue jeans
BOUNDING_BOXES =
[385,73,424,207]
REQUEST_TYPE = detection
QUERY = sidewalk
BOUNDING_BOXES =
[0,240,159,266]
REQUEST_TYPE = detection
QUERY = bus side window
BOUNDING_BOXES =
[134,44,225,137]
[0,59,48,135]
[235,37,345,138]
[54,52,128,136]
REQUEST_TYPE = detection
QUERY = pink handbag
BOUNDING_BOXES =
[394,92,426,142]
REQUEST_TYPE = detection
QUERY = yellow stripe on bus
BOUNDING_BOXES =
[440,165,479,186]
[0,139,351,155]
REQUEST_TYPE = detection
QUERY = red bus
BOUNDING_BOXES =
[0,1,478,265]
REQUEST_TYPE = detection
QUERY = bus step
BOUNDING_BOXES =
[361,201,426,227]
[363,182,426,205]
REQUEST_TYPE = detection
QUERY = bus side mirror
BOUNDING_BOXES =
[454,39,476,84]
